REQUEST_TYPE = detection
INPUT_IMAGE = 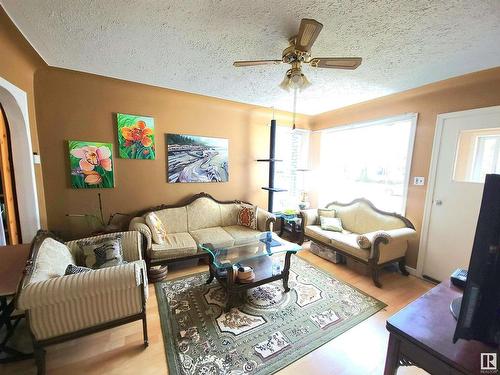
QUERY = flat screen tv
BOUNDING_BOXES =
[453,174,500,346]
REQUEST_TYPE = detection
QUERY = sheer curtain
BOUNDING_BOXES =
[273,126,310,212]
[319,115,416,214]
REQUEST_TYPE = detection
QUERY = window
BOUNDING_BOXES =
[453,129,500,183]
[471,136,500,181]
[319,114,417,214]
[273,126,310,212]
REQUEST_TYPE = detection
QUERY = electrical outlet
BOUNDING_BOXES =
[413,177,425,186]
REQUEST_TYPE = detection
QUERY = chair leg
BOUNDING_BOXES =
[33,342,46,375]
[371,265,382,288]
[398,259,410,276]
[142,314,149,348]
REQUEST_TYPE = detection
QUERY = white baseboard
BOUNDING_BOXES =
[405,266,418,276]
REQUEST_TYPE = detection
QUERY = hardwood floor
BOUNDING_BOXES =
[1,247,433,375]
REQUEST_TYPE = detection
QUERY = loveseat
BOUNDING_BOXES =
[16,230,148,375]
[129,192,276,281]
[300,198,416,287]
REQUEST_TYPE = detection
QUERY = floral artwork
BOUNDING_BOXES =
[116,113,155,159]
[167,134,228,183]
[69,141,114,189]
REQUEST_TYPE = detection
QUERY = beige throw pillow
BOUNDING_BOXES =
[145,212,167,244]
[320,217,343,232]
[318,208,336,219]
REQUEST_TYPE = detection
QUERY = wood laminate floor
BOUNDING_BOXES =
[1,247,433,375]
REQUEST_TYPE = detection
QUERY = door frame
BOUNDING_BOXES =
[0,77,40,242]
[416,105,500,277]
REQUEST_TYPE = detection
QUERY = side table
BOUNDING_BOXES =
[275,213,302,243]
[0,244,32,363]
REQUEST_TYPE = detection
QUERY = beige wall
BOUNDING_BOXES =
[34,67,309,238]
[310,67,500,268]
[0,6,47,229]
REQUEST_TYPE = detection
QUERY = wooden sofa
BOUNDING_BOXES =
[129,192,276,281]
[300,198,416,287]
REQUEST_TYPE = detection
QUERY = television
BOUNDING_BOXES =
[453,174,500,346]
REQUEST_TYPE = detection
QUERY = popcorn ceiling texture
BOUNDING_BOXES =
[2,0,500,114]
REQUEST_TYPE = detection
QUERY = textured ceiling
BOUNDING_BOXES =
[2,0,500,115]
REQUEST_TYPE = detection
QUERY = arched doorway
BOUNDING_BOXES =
[0,77,40,242]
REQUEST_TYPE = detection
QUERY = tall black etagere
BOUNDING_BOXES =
[257,119,287,212]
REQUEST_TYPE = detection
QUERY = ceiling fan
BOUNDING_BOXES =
[233,18,362,91]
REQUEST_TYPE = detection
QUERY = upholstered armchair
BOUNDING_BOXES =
[16,231,148,375]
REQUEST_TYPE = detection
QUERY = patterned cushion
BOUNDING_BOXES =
[78,235,126,269]
[237,204,258,230]
[64,264,92,275]
[320,217,343,232]
[145,212,167,244]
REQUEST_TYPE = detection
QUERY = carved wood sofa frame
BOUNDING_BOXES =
[16,230,148,375]
[135,192,276,280]
[299,198,415,288]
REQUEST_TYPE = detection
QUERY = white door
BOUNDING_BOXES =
[421,106,500,282]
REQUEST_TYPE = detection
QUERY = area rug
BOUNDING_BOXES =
[155,255,386,375]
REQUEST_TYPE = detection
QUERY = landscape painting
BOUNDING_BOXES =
[69,140,115,189]
[167,134,228,183]
[116,113,155,159]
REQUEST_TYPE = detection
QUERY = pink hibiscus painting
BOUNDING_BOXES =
[69,141,114,188]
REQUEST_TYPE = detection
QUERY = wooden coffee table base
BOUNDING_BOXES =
[206,250,294,312]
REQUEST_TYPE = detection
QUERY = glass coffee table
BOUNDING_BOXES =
[199,231,302,311]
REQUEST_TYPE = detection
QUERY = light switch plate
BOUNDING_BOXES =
[413,176,425,186]
[33,154,41,164]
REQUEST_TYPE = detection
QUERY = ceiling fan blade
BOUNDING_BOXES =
[233,60,282,67]
[309,57,362,69]
[295,18,323,52]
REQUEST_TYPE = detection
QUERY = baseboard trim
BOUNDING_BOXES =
[405,266,418,276]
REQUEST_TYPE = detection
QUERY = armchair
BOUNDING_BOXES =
[16,230,148,375]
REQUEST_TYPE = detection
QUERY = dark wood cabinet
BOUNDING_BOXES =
[384,281,498,375]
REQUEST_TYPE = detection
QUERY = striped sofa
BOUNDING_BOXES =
[16,230,148,375]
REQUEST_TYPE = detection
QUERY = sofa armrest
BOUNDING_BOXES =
[383,227,416,240]
[299,209,318,227]
[129,217,152,251]
[257,209,276,232]
[363,228,416,263]
[17,260,147,310]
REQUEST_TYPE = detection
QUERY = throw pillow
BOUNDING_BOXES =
[64,264,92,275]
[237,204,258,230]
[320,217,344,232]
[145,212,167,244]
[78,236,126,269]
[318,208,336,220]
[359,230,392,249]
[356,235,371,249]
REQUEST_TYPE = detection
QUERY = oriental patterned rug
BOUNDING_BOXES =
[155,255,386,375]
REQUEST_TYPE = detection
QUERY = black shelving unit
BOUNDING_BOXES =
[258,119,287,212]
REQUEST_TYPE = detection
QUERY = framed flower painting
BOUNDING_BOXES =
[116,113,155,159]
[69,141,115,189]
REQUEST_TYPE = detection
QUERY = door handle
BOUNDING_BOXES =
[435,200,443,206]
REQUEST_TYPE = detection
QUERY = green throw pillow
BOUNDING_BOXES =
[320,217,343,232]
